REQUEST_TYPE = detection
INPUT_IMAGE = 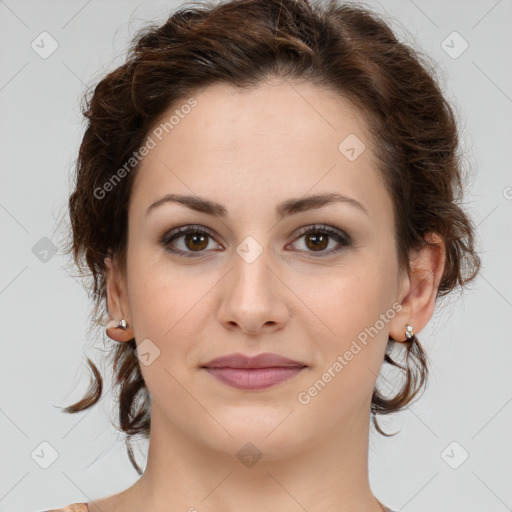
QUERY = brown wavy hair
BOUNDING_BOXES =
[60,0,481,475]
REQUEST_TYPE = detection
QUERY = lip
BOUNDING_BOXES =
[203,367,306,390]
[201,352,308,391]
[202,352,307,369]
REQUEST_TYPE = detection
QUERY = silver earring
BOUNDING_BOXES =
[118,319,128,330]
[405,324,414,339]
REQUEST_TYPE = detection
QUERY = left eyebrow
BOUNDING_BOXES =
[146,192,369,219]
[276,192,369,218]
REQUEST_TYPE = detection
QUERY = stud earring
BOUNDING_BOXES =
[405,324,414,340]
[105,318,131,341]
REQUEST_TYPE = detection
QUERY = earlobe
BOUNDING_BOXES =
[106,317,133,342]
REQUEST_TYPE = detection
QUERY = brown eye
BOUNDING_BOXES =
[290,224,352,257]
[183,232,209,251]
[304,232,329,251]
[161,225,221,257]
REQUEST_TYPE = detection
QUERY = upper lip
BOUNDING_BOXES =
[202,352,307,369]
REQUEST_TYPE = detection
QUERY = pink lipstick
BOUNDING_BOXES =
[201,352,307,390]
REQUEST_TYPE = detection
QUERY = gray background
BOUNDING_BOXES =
[0,0,511,511]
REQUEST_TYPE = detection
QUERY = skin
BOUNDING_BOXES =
[91,78,445,512]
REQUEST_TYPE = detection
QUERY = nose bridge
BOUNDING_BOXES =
[231,235,276,303]
[218,234,287,332]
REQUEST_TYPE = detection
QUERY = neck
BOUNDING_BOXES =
[120,398,385,512]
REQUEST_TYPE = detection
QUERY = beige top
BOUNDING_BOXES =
[44,502,396,512]
[43,504,89,512]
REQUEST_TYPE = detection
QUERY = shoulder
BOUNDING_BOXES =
[42,503,89,512]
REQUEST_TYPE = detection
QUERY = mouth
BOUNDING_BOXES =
[200,352,308,390]
[202,366,307,390]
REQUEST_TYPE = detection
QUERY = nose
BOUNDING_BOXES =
[217,241,290,336]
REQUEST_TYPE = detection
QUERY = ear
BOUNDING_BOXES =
[104,255,134,341]
[389,232,446,342]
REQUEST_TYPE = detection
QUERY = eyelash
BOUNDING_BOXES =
[160,224,352,258]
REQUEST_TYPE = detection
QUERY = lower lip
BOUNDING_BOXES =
[203,366,306,390]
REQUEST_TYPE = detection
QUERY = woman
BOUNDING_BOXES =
[48,0,480,510]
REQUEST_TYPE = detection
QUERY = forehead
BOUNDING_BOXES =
[130,79,391,224]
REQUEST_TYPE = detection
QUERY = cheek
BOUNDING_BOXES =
[125,270,209,408]
[304,258,390,328]
[291,268,393,418]
[126,255,218,365]
[295,250,397,370]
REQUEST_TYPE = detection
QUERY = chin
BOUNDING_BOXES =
[197,411,307,458]
[208,432,304,464]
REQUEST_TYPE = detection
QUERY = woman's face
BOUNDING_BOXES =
[111,79,411,458]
